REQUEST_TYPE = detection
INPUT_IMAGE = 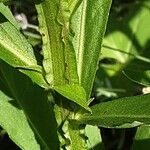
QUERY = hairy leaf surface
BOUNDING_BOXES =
[74,94,150,128]
[71,0,112,98]
[36,0,112,109]
[35,0,89,110]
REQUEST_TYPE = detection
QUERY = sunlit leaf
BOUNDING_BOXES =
[0,4,47,88]
[74,94,150,128]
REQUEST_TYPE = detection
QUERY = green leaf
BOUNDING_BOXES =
[100,1,150,86]
[0,60,59,149]
[0,3,20,29]
[36,0,72,85]
[0,5,47,88]
[0,10,36,66]
[102,1,150,63]
[85,125,103,150]
[123,59,150,86]
[54,84,91,112]
[132,126,150,150]
[74,94,150,128]
[36,0,112,106]
[71,0,112,98]
[35,0,90,110]
[67,122,87,150]
[0,91,40,150]
[0,1,10,4]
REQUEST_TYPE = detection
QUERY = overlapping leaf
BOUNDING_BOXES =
[36,0,112,110]
[71,0,112,98]
[0,60,59,149]
[0,3,47,88]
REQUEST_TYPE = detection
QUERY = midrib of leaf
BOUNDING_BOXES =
[77,0,87,83]
[0,25,36,66]
[72,0,112,98]
[0,69,50,150]
[82,115,150,120]
[36,1,66,86]
[74,94,150,127]
[36,1,91,112]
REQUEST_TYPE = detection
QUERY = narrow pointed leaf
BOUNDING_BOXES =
[36,0,112,109]
[71,0,112,98]
[35,0,79,86]
[35,1,88,109]
[0,3,19,29]
[74,94,150,128]
[0,5,47,88]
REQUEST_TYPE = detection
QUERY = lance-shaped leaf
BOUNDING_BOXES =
[74,94,150,128]
[35,0,112,110]
[35,0,90,111]
[0,3,19,29]
[0,60,59,149]
[71,0,112,98]
[0,3,47,88]
[35,0,79,86]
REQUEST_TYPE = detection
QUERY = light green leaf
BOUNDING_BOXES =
[71,0,112,98]
[85,125,103,150]
[132,125,150,150]
[67,122,87,150]
[0,18,36,67]
[0,91,40,150]
[36,0,112,102]
[36,0,68,85]
[0,60,59,149]
[0,5,47,88]
[102,1,150,63]
[35,0,86,110]
[101,1,150,86]
[74,94,150,128]
[54,84,91,112]
[0,3,20,29]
